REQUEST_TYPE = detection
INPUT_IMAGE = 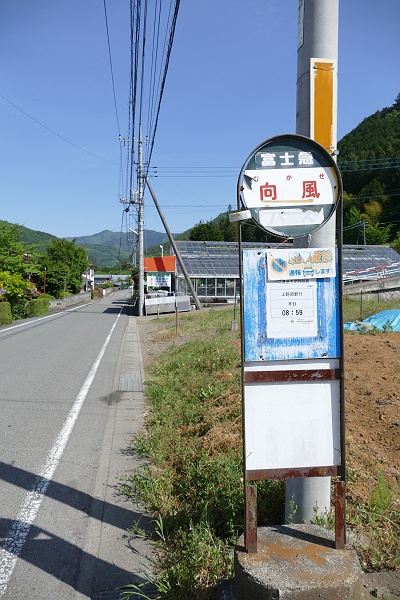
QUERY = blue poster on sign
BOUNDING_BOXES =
[242,249,340,361]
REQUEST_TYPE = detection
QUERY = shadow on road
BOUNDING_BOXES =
[0,518,150,597]
[0,461,152,596]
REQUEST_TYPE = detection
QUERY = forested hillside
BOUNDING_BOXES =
[0,220,57,252]
[337,93,400,248]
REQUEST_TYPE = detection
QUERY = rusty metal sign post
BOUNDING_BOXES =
[236,133,345,553]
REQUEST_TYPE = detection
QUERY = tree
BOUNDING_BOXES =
[337,99,400,245]
[0,270,35,319]
[241,221,270,243]
[360,188,392,245]
[42,238,89,296]
[217,209,238,242]
[343,205,363,244]
[361,199,383,223]
[365,222,392,245]
[0,222,41,278]
[392,92,400,110]
[189,220,224,242]
[391,231,400,254]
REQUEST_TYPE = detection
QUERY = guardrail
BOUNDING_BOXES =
[145,294,191,315]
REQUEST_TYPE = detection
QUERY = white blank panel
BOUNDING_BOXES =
[244,380,340,471]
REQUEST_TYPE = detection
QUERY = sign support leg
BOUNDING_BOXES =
[335,480,346,549]
[245,484,257,553]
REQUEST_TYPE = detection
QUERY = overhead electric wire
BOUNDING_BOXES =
[144,157,400,176]
[102,0,130,251]
[339,156,400,172]
[0,93,118,165]
[128,0,141,194]
[146,0,172,149]
[103,0,121,136]
[138,0,148,132]
[122,0,181,248]
[146,0,162,141]
[145,0,181,170]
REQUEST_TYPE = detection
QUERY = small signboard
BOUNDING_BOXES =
[238,134,341,238]
[266,280,318,339]
[266,247,336,280]
[146,272,171,289]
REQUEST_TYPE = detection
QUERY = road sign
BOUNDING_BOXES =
[238,134,342,238]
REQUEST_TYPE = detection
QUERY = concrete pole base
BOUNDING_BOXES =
[235,524,362,600]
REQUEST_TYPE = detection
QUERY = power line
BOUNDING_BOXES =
[138,0,148,131]
[146,0,181,170]
[144,157,400,175]
[0,93,119,165]
[146,0,163,142]
[339,157,400,172]
[103,0,121,136]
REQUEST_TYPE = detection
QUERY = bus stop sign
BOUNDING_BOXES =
[238,134,342,238]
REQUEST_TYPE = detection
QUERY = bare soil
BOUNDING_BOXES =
[344,334,400,502]
[136,314,400,598]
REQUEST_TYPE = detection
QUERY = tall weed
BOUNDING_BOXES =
[120,309,284,598]
[347,473,400,571]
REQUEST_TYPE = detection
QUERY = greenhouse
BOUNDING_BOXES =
[172,241,400,301]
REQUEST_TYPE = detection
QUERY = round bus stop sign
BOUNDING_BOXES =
[238,134,342,238]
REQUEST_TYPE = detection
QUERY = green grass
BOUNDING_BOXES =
[347,473,400,572]
[120,305,399,598]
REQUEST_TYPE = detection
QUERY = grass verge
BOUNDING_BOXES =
[120,306,399,599]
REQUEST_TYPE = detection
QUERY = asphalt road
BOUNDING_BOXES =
[0,290,152,599]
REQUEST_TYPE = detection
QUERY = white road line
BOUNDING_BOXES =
[0,302,94,333]
[0,309,122,595]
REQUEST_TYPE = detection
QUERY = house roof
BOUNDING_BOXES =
[144,256,176,273]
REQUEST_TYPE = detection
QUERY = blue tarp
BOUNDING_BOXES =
[344,309,400,332]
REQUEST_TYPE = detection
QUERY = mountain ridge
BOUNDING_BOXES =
[0,220,175,269]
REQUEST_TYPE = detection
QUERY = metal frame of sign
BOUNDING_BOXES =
[237,135,346,554]
[237,134,342,239]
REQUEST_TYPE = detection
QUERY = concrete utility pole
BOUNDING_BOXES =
[138,124,145,317]
[285,0,339,524]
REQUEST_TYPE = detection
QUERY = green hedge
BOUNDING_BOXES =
[0,302,12,325]
[27,296,49,318]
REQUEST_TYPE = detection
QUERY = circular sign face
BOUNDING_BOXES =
[238,134,342,238]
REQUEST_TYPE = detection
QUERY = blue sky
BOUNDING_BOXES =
[0,0,399,240]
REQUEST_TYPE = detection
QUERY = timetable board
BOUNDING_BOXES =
[242,249,340,362]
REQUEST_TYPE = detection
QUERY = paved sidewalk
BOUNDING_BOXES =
[75,314,155,600]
